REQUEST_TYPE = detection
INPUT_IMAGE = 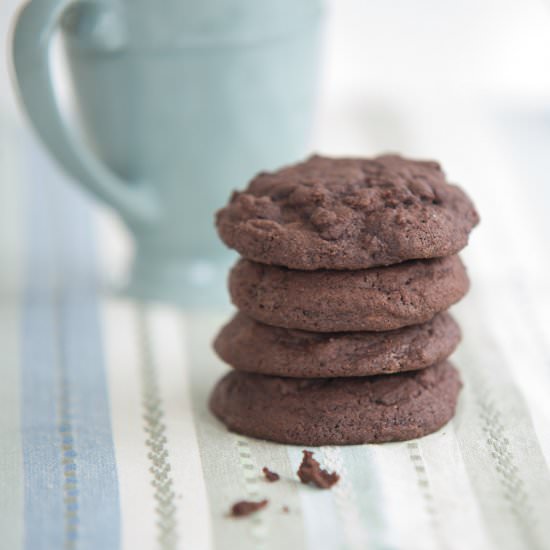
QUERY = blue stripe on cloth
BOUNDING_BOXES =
[21,143,120,550]
[340,446,396,550]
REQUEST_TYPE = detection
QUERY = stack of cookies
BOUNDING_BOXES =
[210,155,479,445]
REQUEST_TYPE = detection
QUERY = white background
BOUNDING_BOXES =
[2,0,550,141]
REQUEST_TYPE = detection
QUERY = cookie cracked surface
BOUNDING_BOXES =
[216,155,479,270]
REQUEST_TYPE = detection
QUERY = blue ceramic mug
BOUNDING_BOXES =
[11,0,323,305]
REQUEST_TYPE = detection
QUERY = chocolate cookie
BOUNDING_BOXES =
[210,362,462,445]
[216,155,479,270]
[214,312,461,377]
[229,255,469,332]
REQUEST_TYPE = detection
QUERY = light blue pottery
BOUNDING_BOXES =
[11,0,323,306]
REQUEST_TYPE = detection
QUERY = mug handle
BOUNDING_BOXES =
[10,0,159,224]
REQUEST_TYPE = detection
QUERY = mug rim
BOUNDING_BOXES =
[62,8,324,52]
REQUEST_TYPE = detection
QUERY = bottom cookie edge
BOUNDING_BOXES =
[208,363,462,446]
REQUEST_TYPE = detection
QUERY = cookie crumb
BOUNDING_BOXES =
[297,450,339,489]
[230,499,268,517]
[262,467,280,482]
[282,506,289,513]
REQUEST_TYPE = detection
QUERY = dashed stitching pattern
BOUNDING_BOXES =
[235,438,268,545]
[54,297,79,550]
[474,376,540,550]
[407,441,447,550]
[137,306,178,550]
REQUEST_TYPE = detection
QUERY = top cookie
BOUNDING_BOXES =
[216,154,479,270]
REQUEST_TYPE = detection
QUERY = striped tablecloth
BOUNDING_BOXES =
[2,93,550,550]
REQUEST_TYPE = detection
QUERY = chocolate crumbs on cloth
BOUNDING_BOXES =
[230,499,268,517]
[262,467,280,482]
[297,450,340,489]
